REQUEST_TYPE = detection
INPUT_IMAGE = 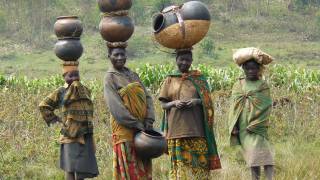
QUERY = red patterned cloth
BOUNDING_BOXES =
[113,142,152,180]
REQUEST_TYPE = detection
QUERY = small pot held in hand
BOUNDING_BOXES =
[99,15,134,42]
[97,0,132,13]
[134,129,167,159]
[54,16,83,39]
[54,39,83,61]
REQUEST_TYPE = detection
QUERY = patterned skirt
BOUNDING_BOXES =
[113,141,152,180]
[168,137,210,180]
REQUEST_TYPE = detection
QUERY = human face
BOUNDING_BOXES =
[176,53,193,73]
[63,70,80,85]
[109,48,127,70]
[242,60,260,81]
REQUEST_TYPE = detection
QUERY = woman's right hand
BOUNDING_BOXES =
[173,100,186,109]
[49,116,61,126]
[160,100,186,110]
[135,122,145,132]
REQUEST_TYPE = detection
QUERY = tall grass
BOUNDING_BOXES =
[1,64,319,93]
[0,65,319,179]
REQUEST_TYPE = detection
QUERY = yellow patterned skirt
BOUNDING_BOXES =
[168,137,210,180]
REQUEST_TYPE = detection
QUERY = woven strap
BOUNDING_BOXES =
[62,61,79,66]
[174,10,186,39]
[102,10,129,17]
[57,37,80,40]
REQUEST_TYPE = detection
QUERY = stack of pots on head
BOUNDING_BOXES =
[54,16,83,63]
[153,1,211,50]
[97,0,134,47]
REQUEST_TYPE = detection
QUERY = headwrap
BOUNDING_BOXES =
[62,61,79,74]
[233,47,273,66]
[106,41,128,49]
[102,10,129,17]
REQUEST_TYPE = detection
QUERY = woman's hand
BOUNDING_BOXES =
[144,119,153,131]
[161,99,199,110]
[174,100,186,109]
[135,122,145,132]
[49,116,61,126]
[184,99,201,108]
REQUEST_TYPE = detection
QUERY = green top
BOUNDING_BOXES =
[229,78,272,146]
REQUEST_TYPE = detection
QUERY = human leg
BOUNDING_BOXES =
[65,172,75,180]
[264,165,274,180]
[250,166,260,180]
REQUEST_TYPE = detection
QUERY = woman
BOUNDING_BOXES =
[159,49,221,179]
[229,47,275,180]
[39,62,99,180]
[103,44,155,180]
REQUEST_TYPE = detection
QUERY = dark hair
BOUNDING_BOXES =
[175,50,192,60]
[242,59,260,69]
[108,47,126,56]
[108,47,114,56]
[62,70,79,78]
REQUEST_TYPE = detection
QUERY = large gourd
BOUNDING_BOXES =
[153,1,211,49]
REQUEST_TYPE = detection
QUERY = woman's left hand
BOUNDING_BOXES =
[144,119,153,131]
[184,99,201,108]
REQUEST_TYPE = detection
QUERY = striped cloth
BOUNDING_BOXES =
[112,82,151,180]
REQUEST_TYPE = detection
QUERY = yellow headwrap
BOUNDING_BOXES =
[62,61,79,74]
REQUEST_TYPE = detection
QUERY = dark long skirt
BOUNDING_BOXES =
[60,134,99,178]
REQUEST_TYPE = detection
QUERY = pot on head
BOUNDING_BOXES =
[54,16,83,39]
[134,129,167,159]
[99,15,134,42]
[97,0,132,13]
[54,39,83,61]
[153,1,211,49]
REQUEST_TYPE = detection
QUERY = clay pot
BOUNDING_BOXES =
[54,39,83,61]
[97,0,132,13]
[54,16,83,39]
[99,16,134,42]
[153,1,211,49]
[134,130,167,159]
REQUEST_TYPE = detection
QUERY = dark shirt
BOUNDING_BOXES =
[159,76,205,139]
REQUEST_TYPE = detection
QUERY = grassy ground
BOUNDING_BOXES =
[0,84,319,179]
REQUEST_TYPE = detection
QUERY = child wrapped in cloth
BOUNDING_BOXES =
[39,61,99,180]
[229,47,275,180]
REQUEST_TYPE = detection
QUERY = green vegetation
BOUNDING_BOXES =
[1,64,319,93]
[0,66,319,179]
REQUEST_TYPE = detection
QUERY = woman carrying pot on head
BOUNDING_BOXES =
[158,49,221,179]
[39,62,99,180]
[103,42,155,180]
[229,47,275,180]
